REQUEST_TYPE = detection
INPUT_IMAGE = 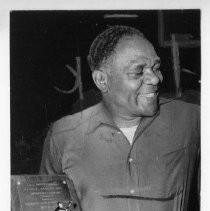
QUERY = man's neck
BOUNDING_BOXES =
[102,99,141,128]
[113,115,141,128]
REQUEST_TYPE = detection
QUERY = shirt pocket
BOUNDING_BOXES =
[141,146,188,200]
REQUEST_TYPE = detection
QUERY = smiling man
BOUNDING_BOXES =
[91,31,163,128]
[40,25,200,211]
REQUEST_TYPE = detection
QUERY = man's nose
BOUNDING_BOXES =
[143,68,162,85]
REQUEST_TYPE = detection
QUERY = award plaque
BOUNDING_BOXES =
[11,175,81,211]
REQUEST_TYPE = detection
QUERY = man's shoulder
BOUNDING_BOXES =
[51,103,101,136]
[159,98,200,127]
[160,97,200,113]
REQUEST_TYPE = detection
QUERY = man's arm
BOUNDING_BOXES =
[39,126,63,175]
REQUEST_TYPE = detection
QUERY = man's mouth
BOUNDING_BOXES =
[138,92,158,98]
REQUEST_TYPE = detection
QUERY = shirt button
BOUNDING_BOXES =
[128,157,133,163]
[130,189,135,194]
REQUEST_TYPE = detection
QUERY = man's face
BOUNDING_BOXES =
[106,35,163,118]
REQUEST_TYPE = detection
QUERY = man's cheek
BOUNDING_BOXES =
[112,80,125,92]
[128,82,142,94]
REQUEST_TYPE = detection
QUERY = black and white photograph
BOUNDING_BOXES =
[9,9,202,211]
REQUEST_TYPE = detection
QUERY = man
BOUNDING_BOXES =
[40,25,200,211]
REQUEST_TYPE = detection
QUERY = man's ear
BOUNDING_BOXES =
[92,70,108,93]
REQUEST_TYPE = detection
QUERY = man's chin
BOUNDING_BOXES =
[137,104,159,117]
[145,108,158,117]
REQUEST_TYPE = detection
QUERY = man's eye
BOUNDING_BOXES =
[153,68,160,73]
[137,66,144,72]
[135,71,144,76]
[127,65,144,78]
[128,72,143,78]
[153,64,161,72]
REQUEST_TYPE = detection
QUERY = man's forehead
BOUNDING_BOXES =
[117,35,153,49]
[114,36,159,60]
[113,46,160,68]
[129,56,161,65]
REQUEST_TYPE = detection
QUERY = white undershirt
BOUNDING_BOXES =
[119,125,138,145]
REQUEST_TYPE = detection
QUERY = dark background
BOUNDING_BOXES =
[10,10,200,174]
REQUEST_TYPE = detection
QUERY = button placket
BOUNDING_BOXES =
[130,189,135,194]
[128,157,134,163]
[126,146,138,196]
[115,130,131,148]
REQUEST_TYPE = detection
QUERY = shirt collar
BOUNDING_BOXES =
[87,98,166,134]
[159,96,178,105]
[87,102,117,134]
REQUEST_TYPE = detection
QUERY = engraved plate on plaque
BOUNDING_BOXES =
[11,175,81,211]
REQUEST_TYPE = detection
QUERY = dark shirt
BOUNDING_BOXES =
[40,98,200,211]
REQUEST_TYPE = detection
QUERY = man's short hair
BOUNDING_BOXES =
[87,25,144,72]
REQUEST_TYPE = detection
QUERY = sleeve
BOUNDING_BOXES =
[196,104,200,139]
[39,126,63,175]
[189,104,200,209]
[196,105,201,207]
